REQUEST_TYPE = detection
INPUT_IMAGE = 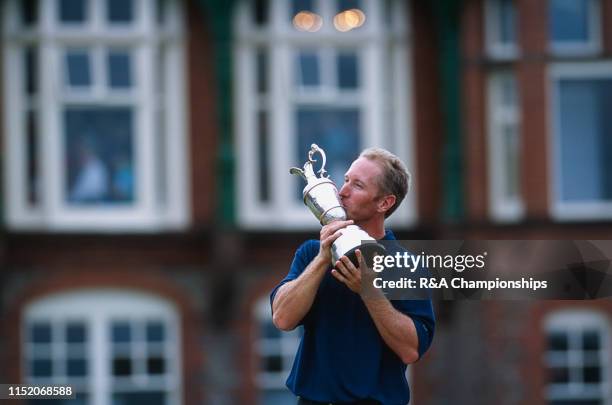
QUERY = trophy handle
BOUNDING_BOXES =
[308,144,329,178]
[289,167,307,181]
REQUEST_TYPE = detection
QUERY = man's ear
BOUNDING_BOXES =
[377,195,396,215]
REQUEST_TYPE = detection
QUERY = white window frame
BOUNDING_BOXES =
[544,309,611,404]
[484,0,519,59]
[23,288,183,405]
[548,62,612,221]
[2,0,189,232]
[234,0,416,230]
[487,70,524,222]
[254,297,300,401]
[548,0,602,56]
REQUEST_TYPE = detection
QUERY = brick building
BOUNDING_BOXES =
[1,1,611,404]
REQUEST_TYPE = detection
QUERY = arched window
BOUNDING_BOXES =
[234,0,415,229]
[253,297,301,404]
[544,309,611,404]
[23,289,183,405]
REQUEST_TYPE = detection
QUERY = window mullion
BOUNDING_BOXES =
[362,41,383,148]
[570,329,582,388]
[167,317,182,400]
[322,47,334,95]
[136,42,157,222]
[93,45,105,98]
[134,320,146,383]
[135,3,157,224]
[271,41,293,218]
[317,0,333,35]
[2,0,17,34]
[139,0,154,35]
[40,37,62,226]
[163,34,189,228]
[235,45,259,222]
[3,44,28,225]
[52,322,62,383]
[366,0,383,37]
[270,0,288,35]
[389,19,415,226]
[91,0,104,34]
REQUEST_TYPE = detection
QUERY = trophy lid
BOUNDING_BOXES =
[290,143,328,185]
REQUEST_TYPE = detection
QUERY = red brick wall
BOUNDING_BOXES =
[517,0,550,220]
[410,2,443,225]
[187,0,219,227]
[4,234,210,269]
[461,0,488,222]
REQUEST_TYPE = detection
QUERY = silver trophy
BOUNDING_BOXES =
[290,144,385,266]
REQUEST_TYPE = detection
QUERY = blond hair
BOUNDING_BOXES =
[359,148,411,218]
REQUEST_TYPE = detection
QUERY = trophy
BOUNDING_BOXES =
[290,144,386,266]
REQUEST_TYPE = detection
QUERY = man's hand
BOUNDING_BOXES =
[331,249,370,294]
[317,220,353,263]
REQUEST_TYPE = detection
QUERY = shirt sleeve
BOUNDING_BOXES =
[389,257,436,360]
[269,239,319,314]
[391,298,435,359]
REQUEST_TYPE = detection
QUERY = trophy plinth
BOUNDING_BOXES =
[290,144,386,266]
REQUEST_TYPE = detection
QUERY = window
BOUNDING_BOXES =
[548,0,601,55]
[487,71,523,221]
[254,298,301,404]
[235,0,415,229]
[544,310,610,405]
[485,0,519,59]
[24,289,182,405]
[550,62,612,220]
[2,0,189,231]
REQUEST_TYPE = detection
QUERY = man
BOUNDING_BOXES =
[270,148,435,405]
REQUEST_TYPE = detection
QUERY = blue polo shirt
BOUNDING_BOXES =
[270,230,435,405]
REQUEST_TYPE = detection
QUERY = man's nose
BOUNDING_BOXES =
[338,183,348,198]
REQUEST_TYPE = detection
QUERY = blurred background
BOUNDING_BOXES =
[1,0,611,404]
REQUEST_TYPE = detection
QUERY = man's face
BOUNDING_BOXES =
[338,157,384,221]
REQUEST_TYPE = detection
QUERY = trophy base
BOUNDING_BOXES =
[331,225,387,267]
